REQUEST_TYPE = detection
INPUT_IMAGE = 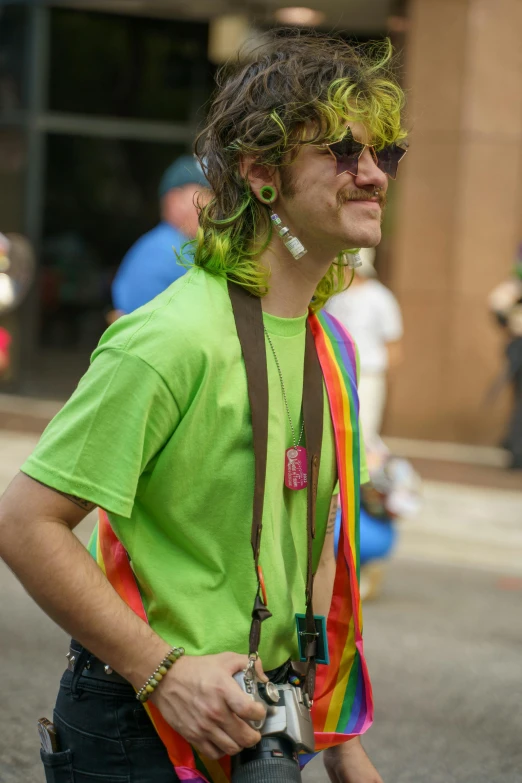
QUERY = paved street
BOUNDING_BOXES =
[304,560,522,783]
[0,432,521,782]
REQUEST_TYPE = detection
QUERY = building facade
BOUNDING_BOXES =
[385,0,522,445]
[1,0,521,445]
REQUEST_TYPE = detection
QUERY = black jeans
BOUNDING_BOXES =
[41,643,179,783]
[41,643,293,783]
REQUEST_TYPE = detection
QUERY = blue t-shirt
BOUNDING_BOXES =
[112,222,188,313]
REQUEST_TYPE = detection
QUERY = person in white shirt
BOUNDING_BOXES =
[325,248,403,448]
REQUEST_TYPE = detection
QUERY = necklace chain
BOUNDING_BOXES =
[264,326,305,448]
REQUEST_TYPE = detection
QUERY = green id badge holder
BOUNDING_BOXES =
[295,614,330,665]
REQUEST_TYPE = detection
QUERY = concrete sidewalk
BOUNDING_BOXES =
[395,479,522,575]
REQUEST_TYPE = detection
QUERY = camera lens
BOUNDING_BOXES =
[231,737,301,783]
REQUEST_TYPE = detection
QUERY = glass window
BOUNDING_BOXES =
[48,8,214,122]
[0,128,26,232]
[0,5,28,114]
[40,134,187,358]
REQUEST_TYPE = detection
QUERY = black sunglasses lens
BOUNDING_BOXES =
[329,138,364,176]
[375,144,407,178]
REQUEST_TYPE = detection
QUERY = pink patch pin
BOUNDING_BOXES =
[285,446,308,490]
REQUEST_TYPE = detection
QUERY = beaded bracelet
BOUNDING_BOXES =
[136,646,185,703]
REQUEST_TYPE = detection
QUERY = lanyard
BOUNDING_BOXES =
[228,281,324,699]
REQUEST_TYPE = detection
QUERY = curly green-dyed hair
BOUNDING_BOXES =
[192,29,406,310]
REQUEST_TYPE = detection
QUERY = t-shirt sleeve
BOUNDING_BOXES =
[379,288,404,343]
[21,348,180,517]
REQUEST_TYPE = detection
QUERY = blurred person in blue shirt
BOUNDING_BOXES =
[111,156,210,316]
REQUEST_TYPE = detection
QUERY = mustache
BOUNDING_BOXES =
[337,188,387,210]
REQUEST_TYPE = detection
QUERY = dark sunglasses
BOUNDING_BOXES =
[326,133,408,180]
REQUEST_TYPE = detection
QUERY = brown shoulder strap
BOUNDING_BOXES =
[304,321,324,550]
[228,281,324,692]
[228,282,272,653]
[303,321,324,698]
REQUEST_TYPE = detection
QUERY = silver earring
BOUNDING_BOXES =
[270,211,307,260]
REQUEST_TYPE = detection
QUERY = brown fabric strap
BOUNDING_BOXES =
[228,282,269,567]
[228,282,324,697]
[302,321,324,698]
[228,282,271,654]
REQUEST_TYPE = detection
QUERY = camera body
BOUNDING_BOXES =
[233,670,315,754]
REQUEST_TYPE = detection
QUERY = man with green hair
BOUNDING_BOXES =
[0,31,406,783]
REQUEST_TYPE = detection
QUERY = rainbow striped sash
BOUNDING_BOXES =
[95,309,372,781]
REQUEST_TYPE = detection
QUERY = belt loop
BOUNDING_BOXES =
[69,646,90,699]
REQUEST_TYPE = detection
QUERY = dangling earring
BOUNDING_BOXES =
[343,251,362,269]
[270,211,307,260]
[258,185,307,260]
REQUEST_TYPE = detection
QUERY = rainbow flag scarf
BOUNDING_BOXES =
[94,309,372,782]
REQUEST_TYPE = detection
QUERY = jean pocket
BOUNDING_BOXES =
[40,748,74,783]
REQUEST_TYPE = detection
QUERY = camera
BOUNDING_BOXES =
[231,668,315,783]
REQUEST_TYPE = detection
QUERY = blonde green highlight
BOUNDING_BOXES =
[191,31,406,310]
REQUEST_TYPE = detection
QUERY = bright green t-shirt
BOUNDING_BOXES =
[22,269,368,670]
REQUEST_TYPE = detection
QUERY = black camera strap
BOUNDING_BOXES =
[228,281,323,700]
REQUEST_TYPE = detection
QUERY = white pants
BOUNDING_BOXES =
[358,371,387,449]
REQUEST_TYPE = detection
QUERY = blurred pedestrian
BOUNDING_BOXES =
[0,231,36,377]
[111,155,210,316]
[488,246,522,469]
[0,231,35,314]
[324,247,404,448]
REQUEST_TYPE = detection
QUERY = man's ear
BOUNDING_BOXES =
[239,156,278,202]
